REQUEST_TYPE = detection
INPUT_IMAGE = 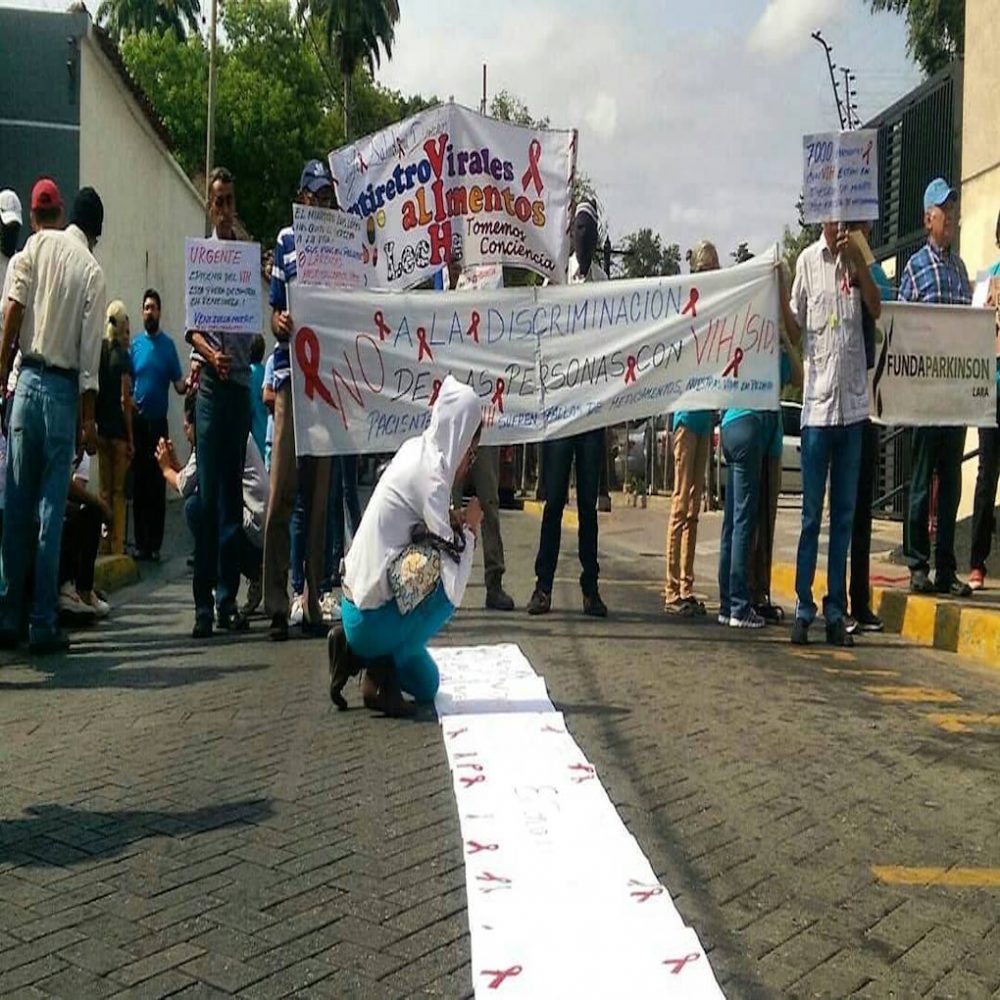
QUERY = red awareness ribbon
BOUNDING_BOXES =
[467,310,481,344]
[446,727,468,740]
[682,287,700,317]
[294,327,335,408]
[569,763,595,783]
[482,966,523,990]
[628,880,664,903]
[490,378,506,414]
[417,327,433,362]
[862,139,873,166]
[624,355,638,385]
[357,151,368,173]
[477,872,511,885]
[466,840,498,854]
[721,348,744,379]
[457,762,484,771]
[428,379,442,407]
[663,953,700,975]
[521,139,543,195]
[373,310,391,341]
[460,774,486,788]
[840,271,851,296]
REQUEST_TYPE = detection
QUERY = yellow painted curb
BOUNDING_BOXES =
[94,554,139,594]
[522,499,579,529]
[770,562,1000,671]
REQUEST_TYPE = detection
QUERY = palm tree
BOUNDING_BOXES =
[298,0,400,140]
[97,0,202,41]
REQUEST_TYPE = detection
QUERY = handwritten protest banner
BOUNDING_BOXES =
[289,250,782,456]
[802,128,879,223]
[292,204,370,289]
[329,103,575,289]
[871,303,997,426]
[184,237,262,334]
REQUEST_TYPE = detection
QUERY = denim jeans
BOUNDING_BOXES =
[341,583,455,702]
[0,367,78,639]
[323,455,362,589]
[290,489,305,596]
[185,493,261,585]
[795,422,863,625]
[193,370,250,618]
[906,426,965,576]
[718,415,763,621]
[533,429,603,595]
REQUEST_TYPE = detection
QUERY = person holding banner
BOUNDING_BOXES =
[328,376,482,717]
[264,160,335,642]
[528,201,609,619]
[782,222,882,647]
[898,179,974,598]
[185,167,255,639]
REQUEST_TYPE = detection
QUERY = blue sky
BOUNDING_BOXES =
[3,0,923,260]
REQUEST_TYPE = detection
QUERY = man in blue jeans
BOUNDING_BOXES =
[781,222,882,646]
[0,181,106,654]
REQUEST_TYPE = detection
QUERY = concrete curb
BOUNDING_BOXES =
[770,563,1000,670]
[522,499,579,528]
[94,554,139,594]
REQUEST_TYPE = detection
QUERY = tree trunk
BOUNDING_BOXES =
[343,71,350,141]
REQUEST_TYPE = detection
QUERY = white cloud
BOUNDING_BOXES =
[584,93,618,140]
[748,0,841,57]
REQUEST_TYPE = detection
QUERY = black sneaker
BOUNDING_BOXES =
[790,618,810,645]
[910,569,934,594]
[583,591,608,618]
[935,575,973,598]
[28,630,70,655]
[269,613,289,642]
[853,609,884,632]
[754,602,785,624]
[192,613,214,640]
[527,589,551,616]
[825,619,854,647]
[217,609,250,633]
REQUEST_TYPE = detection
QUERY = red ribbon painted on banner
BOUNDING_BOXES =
[477,872,512,885]
[569,763,596,783]
[624,355,638,385]
[460,774,486,788]
[428,379,442,407]
[521,139,543,195]
[663,953,700,975]
[357,151,368,173]
[294,327,335,407]
[417,327,433,362]
[466,840,499,854]
[682,287,700,317]
[721,348,744,379]
[482,966,523,990]
[457,762,484,771]
[467,310,481,343]
[628,880,664,903]
[373,310,391,341]
[491,378,506,413]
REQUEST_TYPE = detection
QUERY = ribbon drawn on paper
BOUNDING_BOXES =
[722,348,745,379]
[663,953,701,975]
[481,966,523,990]
[466,840,499,855]
[460,774,486,788]
[628,879,664,903]
[521,139,543,195]
[569,763,596,784]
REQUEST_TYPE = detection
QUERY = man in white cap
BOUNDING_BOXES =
[898,178,973,598]
[528,200,609,618]
[0,190,22,293]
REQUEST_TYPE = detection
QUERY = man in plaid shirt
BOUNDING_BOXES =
[898,177,973,597]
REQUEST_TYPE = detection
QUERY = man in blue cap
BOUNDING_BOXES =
[898,177,973,597]
[264,160,335,641]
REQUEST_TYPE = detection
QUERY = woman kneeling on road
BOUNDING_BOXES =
[328,376,483,717]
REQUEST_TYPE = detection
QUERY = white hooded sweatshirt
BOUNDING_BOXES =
[344,375,480,611]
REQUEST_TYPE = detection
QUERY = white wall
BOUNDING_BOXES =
[78,31,205,454]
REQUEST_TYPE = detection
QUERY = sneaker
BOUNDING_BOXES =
[243,577,263,616]
[583,591,608,618]
[665,598,700,618]
[717,612,730,626]
[790,618,810,645]
[269,613,289,642]
[936,575,973,598]
[192,613,214,640]
[968,568,986,592]
[82,594,111,619]
[729,609,766,630]
[217,609,250,633]
[28,629,70,655]
[58,583,96,619]
[527,589,551,616]
[485,587,515,611]
[319,591,339,621]
[825,618,855,647]
[289,594,305,626]
[853,609,884,633]
[910,569,934,594]
[844,615,859,635]
[754,602,785,624]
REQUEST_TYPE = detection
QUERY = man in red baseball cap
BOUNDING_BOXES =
[30,178,63,215]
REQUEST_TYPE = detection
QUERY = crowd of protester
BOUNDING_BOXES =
[0,162,996,674]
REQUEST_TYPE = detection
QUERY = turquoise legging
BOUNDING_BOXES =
[340,582,455,702]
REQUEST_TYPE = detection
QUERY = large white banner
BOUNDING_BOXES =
[329,103,576,289]
[871,303,997,427]
[290,252,783,456]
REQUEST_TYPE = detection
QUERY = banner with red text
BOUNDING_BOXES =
[328,103,576,289]
[289,251,782,456]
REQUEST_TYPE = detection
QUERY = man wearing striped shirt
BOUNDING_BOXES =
[264,160,334,641]
[898,178,973,598]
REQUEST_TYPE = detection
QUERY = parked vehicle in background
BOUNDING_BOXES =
[715,401,802,498]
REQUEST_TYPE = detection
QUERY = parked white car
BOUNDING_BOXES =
[715,401,803,496]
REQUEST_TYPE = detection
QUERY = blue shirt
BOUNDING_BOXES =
[131,330,182,422]
[870,261,893,302]
[898,240,972,306]
[722,352,793,460]
[673,410,713,435]
[268,225,295,389]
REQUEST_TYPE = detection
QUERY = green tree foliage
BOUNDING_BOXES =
[120,0,433,243]
[621,228,681,278]
[489,90,550,129]
[781,196,822,275]
[97,0,201,41]
[870,0,964,76]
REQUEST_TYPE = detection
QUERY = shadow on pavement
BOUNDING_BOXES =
[0,799,273,867]
[0,659,270,691]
